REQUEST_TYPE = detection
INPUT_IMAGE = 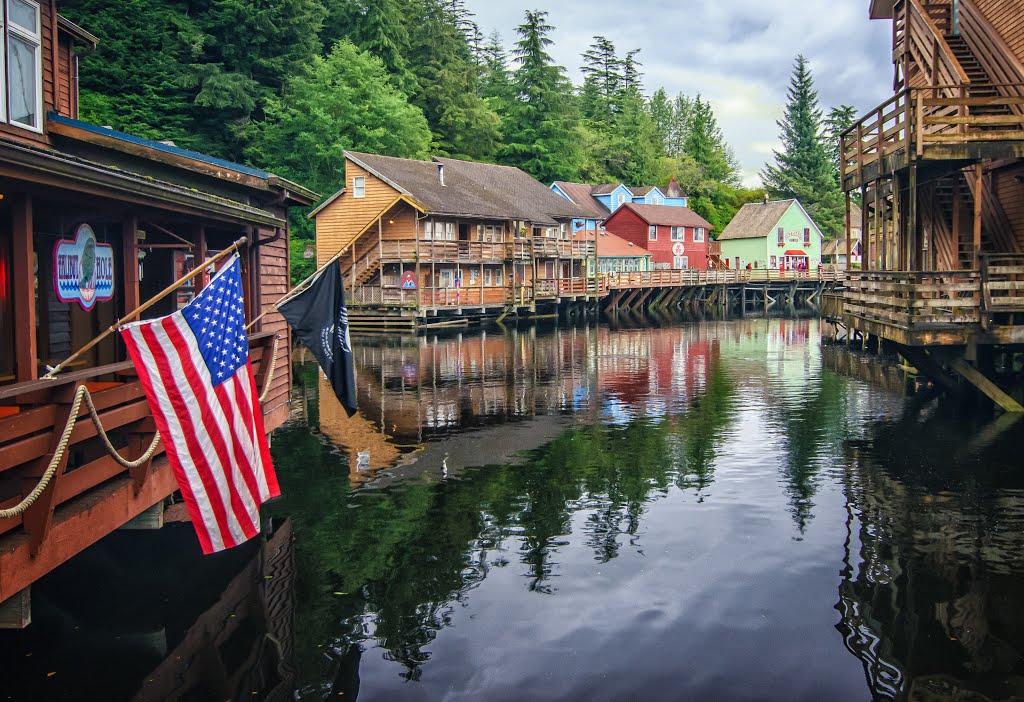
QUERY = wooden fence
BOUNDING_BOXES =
[842,270,982,328]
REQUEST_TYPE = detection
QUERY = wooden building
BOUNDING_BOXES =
[603,203,714,271]
[0,1,315,626]
[837,0,1024,410]
[311,152,594,328]
[716,199,823,271]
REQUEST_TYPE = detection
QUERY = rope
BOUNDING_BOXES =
[258,335,281,404]
[0,385,162,520]
[1,335,278,521]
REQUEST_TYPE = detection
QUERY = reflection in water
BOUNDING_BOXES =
[10,319,1024,701]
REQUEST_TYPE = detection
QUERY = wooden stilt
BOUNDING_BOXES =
[0,587,30,629]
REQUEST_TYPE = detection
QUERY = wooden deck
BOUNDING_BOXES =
[0,333,282,612]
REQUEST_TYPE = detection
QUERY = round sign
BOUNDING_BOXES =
[672,242,685,256]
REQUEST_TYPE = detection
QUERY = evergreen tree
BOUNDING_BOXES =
[621,49,642,95]
[608,89,658,185]
[649,88,673,157]
[499,10,581,182]
[323,0,417,96]
[666,93,693,158]
[404,0,500,161]
[685,95,739,186]
[824,104,858,186]
[761,55,844,238]
[580,36,620,123]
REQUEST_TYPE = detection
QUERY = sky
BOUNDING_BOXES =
[463,0,895,187]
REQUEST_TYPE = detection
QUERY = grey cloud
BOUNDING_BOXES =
[466,0,893,186]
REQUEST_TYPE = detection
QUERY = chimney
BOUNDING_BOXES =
[763,193,769,205]
[437,162,445,187]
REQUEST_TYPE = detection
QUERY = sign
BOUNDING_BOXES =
[786,232,801,244]
[54,223,115,310]
[672,242,686,256]
[400,271,418,290]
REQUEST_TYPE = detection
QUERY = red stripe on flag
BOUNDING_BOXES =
[248,367,279,496]
[222,373,265,502]
[161,320,259,544]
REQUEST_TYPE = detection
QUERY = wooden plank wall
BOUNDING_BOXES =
[992,162,1024,252]
[255,224,291,430]
[378,207,417,240]
[971,0,1024,65]
[55,34,73,118]
[315,161,399,266]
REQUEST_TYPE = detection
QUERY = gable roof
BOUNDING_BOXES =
[591,183,627,196]
[597,231,652,258]
[551,181,611,219]
[665,177,685,199]
[716,199,796,241]
[609,203,714,229]
[629,186,664,198]
[342,151,582,225]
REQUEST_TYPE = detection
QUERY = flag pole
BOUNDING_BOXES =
[44,236,250,379]
[245,246,347,331]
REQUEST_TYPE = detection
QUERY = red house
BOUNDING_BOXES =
[603,204,714,270]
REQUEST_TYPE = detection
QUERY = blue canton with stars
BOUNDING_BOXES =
[181,257,250,387]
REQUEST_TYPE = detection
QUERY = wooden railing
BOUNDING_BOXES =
[0,333,279,555]
[350,285,515,308]
[840,84,1024,187]
[604,269,845,289]
[532,238,595,259]
[896,0,967,90]
[842,270,982,328]
[980,253,1024,314]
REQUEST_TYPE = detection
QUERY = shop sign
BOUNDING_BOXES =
[400,271,418,289]
[672,242,686,256]
[786,231,801,244]
[54,224,115,310]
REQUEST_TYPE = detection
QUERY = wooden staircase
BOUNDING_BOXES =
[944,35,1013,122]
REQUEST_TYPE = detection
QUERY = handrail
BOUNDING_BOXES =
[907,0,970,86]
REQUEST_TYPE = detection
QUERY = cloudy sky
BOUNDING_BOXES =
[464,0,894,187]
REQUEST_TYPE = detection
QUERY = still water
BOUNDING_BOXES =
[4,317,1024,701]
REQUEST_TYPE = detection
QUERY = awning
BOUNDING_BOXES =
[784,249,807,256]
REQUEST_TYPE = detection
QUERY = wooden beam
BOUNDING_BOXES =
[845,192,852,271]
[908,164,918,271]
[0,586,30,629]
[123,215,141,312]
[11,194,36,382]
[952,176,961,268]
[973,162,983,270]
[192,225,207,292]
[949,357,1024,413]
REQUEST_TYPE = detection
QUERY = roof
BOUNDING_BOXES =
[343,151,583,225]
[551,181,610,219]
[597,231,652,258]
[628,186,658,197]
[716,199,796,241]
[609,203,714,229]
[591,183,624,195]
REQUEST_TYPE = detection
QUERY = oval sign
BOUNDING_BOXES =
[672,242,685,256]
[54,224,115,310]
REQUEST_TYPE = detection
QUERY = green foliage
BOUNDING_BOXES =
[760,55,845,238]
[289,237,317,285]
[247,39,432,197]
[824,104,858,186]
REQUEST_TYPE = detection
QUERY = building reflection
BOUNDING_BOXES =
[836,410,1024,701]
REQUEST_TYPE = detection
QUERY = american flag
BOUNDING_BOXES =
[121,255,279,554]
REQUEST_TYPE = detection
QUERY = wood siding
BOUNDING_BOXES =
[253,222,291,430]
[315,160,401,266]
[604,207,710,270]
[971,0,1024,65]
[56,33,73,118]
[992,162,1024,252]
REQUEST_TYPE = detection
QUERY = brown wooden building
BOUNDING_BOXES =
[0,1,316,626]
[838,0,1024,410]
[311,151,595,328]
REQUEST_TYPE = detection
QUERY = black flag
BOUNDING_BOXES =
[278,262,357,416]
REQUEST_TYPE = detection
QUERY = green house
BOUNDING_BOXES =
[716,199,823,271]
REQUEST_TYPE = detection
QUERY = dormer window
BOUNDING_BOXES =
[2,0,42,132]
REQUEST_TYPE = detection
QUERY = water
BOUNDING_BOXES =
[4,318,1024,701]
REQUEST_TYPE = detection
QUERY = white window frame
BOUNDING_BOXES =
[352,175,366,198]
[494,268,503,287]
[423,220,433,241]
[674,255,687,269]
[671,226,684,241]
[649,225,657,241]
[694,227,705,243]
[5,0,43,133]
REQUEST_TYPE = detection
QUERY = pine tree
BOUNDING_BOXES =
[685,95,739,186]
[580,36,620,123]
[649,88,673,157]
[323,0,417,96]
[609,89,658,185]
[499,10,581,182]
[824,104,858,186]
[621,49,642,95]
[761,55,844,238]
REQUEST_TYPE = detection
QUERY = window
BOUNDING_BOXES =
[770,255,777,268]
[468,268,479,285]
[352,175,366,198]
[4,0,42,131]
[777,227,785,246]
[803,227,811,245]
[559,223,569,240]
[616,192,627,208]
[694,227,705,243]
[443,222,455,241]
[484,269,492,286]
[671,226,684,241]
[649,225,657,241]
[439,269,453,288]
[494,268,503,286]
[674,255,688,269]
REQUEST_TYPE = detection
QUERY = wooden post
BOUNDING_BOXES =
[973,162,983,270]
[952,176,961,269]
[122,215,141,313]
[11,193,36,382]
[0,587,30,629]
[378,217,384,296]
[874,179,881,270]
[908,164,918,271]
[845,193,852,271]
[861,184,869,271]
[192,225,207,292]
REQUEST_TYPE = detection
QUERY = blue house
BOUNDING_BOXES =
[551,178,689,236]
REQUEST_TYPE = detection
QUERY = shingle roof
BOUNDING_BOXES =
[591,183,624,195]
[716,200,796,241]
[551,181,610,219]
[628,186,656,197]
[611,203,714,229]
[345,151,583,225]
[665,177,684,199]
[597,231,652,258]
